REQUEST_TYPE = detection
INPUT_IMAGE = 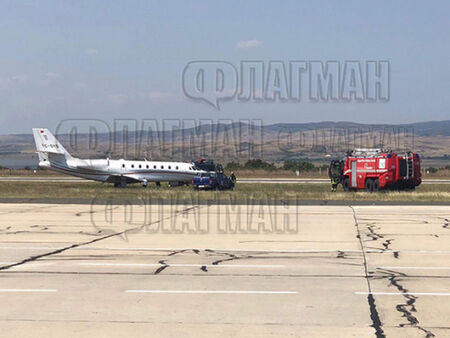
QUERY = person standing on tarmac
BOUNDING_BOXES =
[230,172,236,184]
[328,160,342,192]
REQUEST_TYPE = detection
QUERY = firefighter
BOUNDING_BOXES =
[328,160,341,192]
[230,171,236,184]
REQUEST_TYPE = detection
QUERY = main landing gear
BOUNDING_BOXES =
[114,178,127,188]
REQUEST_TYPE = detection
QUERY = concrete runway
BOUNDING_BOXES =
[0,176,449,184]
[0,203,449,337]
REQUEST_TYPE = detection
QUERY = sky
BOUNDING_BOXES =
[0,0,449,134]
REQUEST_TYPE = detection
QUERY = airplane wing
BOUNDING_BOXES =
[105,174,142,184]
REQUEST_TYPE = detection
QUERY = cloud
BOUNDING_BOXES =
[36,79,51,86]
[86,49,99,56]
[11,74,28,83]
[107,91,180,104]
[45,72,60,78]
[35,72,60,86]
[108,94,129,104]
[0,77,12,88]
[75,81,88,89]
[147,91,177,100]
[236,39,263,49]
[0,74,29,88]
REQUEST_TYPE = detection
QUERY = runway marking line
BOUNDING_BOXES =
[78,247,381,253]
[79,263,285,268]
[3,246,450,254]
[0,289,57,293]
[379,266,450,270]
[125,290,298,294]
[356,292,450,296]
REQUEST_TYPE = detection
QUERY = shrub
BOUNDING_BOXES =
[243,159,276,171]
[225,161,242,170]
[283,160,315,172]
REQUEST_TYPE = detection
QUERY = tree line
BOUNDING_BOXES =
[225,159,328,172]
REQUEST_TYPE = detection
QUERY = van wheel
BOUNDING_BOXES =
[365,178,374,192]
[372,179,380,192]
[343,177,350,191]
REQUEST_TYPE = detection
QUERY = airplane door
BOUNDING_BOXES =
[351,161,357,188]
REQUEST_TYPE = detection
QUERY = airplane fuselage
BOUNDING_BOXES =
[39,156,203,184]
[33,128,204,186]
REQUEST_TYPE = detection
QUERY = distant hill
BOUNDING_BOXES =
[263,120,450,136]
[0,120,449,165]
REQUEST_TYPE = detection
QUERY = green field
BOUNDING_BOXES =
[0,181,448,202]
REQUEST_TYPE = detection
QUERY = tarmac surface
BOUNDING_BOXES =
[0,176,449,184]
[0,203,449,337]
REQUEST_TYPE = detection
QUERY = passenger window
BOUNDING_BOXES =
[146,165,149,169]
[161,165,164,169]
[154,165,156,169]
[139,164,142,169]
[131,164,134,168]
[122,164,125,168]
[176,166,179,170]
[168,166,171,169]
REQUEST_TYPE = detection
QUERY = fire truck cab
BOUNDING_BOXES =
[342,148,421,192]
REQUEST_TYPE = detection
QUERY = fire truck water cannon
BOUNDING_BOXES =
[338,148,421,192]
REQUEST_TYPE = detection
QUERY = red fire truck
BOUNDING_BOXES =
[341,149,422,192]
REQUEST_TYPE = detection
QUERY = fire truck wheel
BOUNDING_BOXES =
[365,178,374,192]
[343,177,350,191]
[372,178,380,192]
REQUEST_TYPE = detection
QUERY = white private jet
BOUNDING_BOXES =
[32,128,205,187]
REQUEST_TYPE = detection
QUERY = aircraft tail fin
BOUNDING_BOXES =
[32,128,72,159]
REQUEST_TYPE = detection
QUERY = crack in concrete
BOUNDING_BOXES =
[382,239,394,251]
[167,249,188,257]
[366,223,384,242]
[0,205,201,272]
[349,206,385,338]
[154,260,168,274]
[364,219,398,259]
[378,269,436,338]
